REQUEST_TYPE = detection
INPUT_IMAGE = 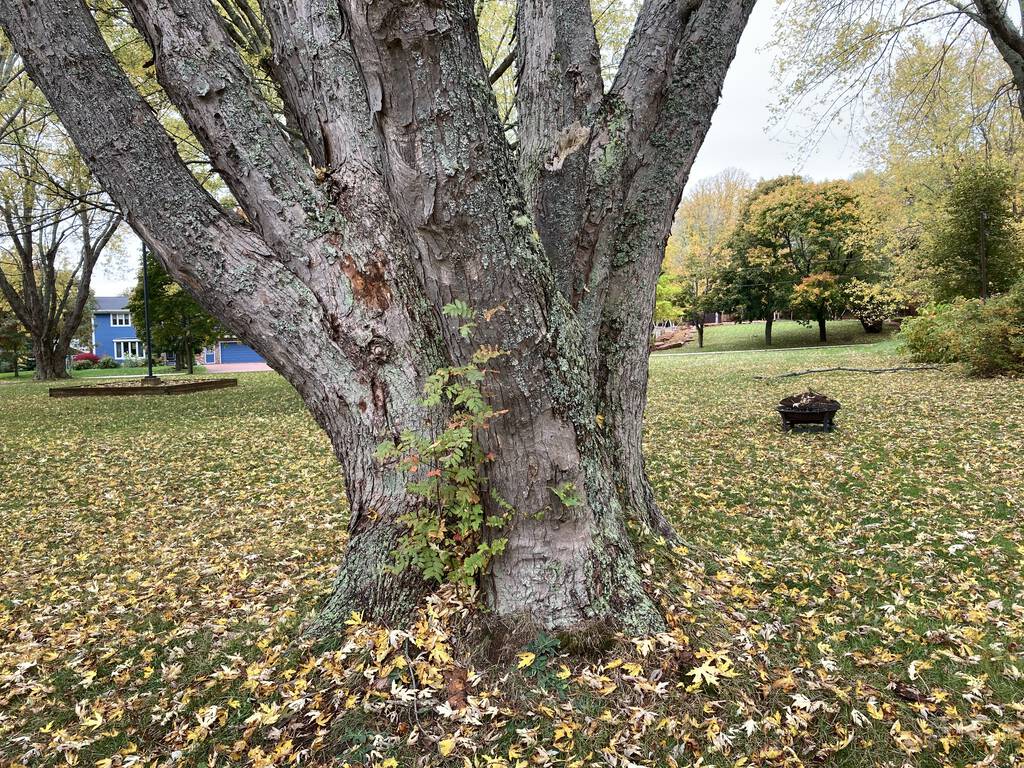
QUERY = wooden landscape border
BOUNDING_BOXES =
[49,378,238,398]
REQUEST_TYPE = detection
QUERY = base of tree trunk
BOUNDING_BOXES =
[33,350,71,381]
[307,519,431,635]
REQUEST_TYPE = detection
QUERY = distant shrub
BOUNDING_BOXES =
[900,285,1024,376]
[72,359,95,370]
[844,279,905,333]
[72,352,100,363]
[122,356,145,368]
[97,356,118,369]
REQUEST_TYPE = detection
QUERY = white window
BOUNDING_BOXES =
[114,340,143,359]
[110,312,132,327]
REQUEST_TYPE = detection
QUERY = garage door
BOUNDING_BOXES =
[219,341,264,364]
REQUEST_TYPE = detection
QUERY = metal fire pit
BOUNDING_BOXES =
[777,390,840,432]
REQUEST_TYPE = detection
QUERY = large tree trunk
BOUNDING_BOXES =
[2,0,755,636]
[818,313,828,342]
[32,339,69,381]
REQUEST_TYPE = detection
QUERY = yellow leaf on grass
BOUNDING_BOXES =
[516,652,536,669]
[438,736,457,756]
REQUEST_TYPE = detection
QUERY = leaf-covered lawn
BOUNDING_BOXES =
[1,345,1022,767]
[0,366,207,381]
[660,318,895,354]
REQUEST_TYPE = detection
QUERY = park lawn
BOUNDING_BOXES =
[663,318,895,354]
[0,365,207,381]
[1,349,1022,767]
[72,364,208,378]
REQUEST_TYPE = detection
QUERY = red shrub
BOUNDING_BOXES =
[72,352,100,363]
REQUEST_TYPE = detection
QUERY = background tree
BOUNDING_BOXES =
[127,258,223,374]
[921,160,1023,300]
[663,169,751,347]
[0,291,29,374]
[720,177,802,346]
[0,54,122,380]
[789,272,844,338]
[1,0,755,635]
[653,272,686,325]
[843,278,905,332]
[773,0,1024,131]
[741,177,872,341]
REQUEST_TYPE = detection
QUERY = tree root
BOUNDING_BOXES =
[754,364,948,380]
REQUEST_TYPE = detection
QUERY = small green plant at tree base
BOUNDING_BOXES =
[375,303,511,587]
[550,481,582,509]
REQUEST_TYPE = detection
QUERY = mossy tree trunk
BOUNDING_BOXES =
[2,0,755,634]
[32,341,69,381]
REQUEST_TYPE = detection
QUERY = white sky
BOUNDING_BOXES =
[92,0,864,297]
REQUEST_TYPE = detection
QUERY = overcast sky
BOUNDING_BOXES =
[92,0,865,297]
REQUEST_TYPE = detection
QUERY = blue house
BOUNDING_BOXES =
[92,297,145,362]
[93,296,266,366]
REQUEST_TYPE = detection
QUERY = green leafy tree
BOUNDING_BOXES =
[728,177,873,342]
[0,295,29,375]
[790,273,844,340]
[664,169,752,347]
[653,272,685,324]
[843,278,904,332]
[127,258,223,374]
[719,178,803,346]
[922,161,1023,302]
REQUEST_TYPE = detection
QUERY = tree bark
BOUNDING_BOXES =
[818,314,828,342]
[1,0,755,636]
[765,316,774,346]
[697,323,705,348]
[32,340,69,381]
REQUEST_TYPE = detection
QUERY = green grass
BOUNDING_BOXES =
[0,348,1021,766]
[71,364,208,378]
[0,364,207,380]
[662,318,894,354]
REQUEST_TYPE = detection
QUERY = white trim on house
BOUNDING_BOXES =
[113,338,144,360]
[109,312,132,327]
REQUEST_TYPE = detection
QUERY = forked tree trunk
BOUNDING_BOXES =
[32,340,69,381]
[2,0,755,635]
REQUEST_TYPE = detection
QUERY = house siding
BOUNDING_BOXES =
[94,297,267,366]
[93,311,143,360]
[214,340,264,364]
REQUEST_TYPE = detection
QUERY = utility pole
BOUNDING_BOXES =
[979,210,989,302]
[141,243,159,384]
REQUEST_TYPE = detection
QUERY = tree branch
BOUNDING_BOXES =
[489,45,517,84]
[754,365,948,379]
[514,0,604,298]
[0,0,341,382]
[121,0,319,257]
[258,0,384,177]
